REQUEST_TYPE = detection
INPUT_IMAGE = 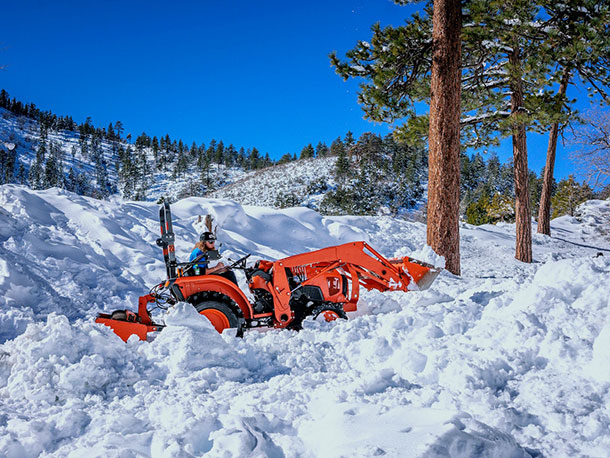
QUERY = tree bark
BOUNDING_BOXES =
[427,0,462,275]
[509,48,532,263]
[537,68,571,236]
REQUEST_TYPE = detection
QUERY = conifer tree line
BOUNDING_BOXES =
[0,89,283,198]
[460,152,596,225]
[320,131,428,215]
[0,88,601,221]
[314,129,597,220]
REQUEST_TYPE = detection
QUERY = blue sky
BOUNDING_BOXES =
[0,0,595,181]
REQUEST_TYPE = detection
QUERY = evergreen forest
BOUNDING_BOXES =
[0,88,601,223]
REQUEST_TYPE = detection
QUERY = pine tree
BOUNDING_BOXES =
[215,140,225,165]
[551,175,594,218]
[16,163,27,185]
[249,147,261,169]
[29,137,46,189]
[206,139,217,166]
[78,123,89,159]
[537,2,610,236]
[107,122,115,141]
[278,153,293,164]
[189,142,198,163]
[330,137,345,157]
[237,147,247,168]
[65,168,77,192]
[485,153,501,191]
[75,172,91,196]
[0,144,17,184]
[0,147,7,184]
[426,0,462,274]
[300,144,315,159]
[315,142,329,157]
[223,144,235,167]
[44,141,62,188]
[152,137,160,166]
[119,145,137,199]
[344,131,355,148]
[335,146,350,180]
[0,89,9,108]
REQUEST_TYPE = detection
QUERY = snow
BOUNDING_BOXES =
[1,184,610,456]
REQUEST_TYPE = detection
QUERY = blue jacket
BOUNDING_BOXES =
[190,248,209,273]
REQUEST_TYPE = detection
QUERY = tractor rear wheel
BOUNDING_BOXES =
[312,305,348,323]
[195,300,239,334]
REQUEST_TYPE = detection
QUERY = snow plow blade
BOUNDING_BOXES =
[95,294,163,342]
[95,314,162,342]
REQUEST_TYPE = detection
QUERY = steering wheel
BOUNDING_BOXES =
[228,254,251,269]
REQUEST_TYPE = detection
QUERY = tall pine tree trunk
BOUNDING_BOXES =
[509,48,532,263]
[537,68,571,236]
[427,0,462,275]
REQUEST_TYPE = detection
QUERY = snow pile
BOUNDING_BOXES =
[0,185,388,342]
[1,185,610,456]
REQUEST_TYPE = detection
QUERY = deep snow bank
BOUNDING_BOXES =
[0,185,382,342]
[1,185,610,457]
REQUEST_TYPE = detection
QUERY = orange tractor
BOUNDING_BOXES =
[96,202,441,341]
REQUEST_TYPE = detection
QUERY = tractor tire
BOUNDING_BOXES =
[312,305,348,323]
[195,300,240,334]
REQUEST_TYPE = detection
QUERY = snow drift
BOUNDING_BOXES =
[1,185,610,457]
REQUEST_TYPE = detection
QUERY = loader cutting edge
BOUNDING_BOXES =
[399,258,442,291]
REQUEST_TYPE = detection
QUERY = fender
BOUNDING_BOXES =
[174,275,253,320]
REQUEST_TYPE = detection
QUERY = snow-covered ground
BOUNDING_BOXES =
[1,184,609,457]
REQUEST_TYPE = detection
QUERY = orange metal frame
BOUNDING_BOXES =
[265,241,422,327]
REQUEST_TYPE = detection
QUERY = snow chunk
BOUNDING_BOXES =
[397,244,446,269]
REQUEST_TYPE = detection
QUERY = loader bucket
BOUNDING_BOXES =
[402,258,442,291]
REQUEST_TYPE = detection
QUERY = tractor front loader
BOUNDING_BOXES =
[96,202,441,341]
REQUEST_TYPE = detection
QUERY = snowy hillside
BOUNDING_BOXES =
[1,185,610,456]
[209,156,337,209]
[0,107,251,201]
[0,107,119,187]
[2,106,425,215]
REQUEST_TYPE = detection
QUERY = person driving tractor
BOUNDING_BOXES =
[190,231,238,285]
